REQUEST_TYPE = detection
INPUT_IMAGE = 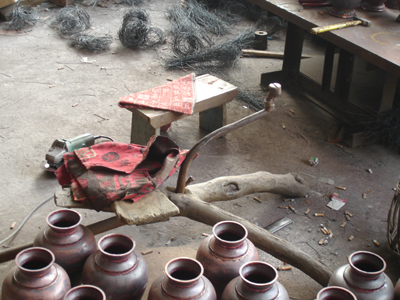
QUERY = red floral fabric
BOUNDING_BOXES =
[118,73,196,115]
[55,136,188,211]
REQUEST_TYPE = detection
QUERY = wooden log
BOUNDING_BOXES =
[186,172,308,202]
[242,49,312,59]
[166,191,332,287]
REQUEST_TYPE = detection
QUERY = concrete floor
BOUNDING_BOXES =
[1,0,400,299]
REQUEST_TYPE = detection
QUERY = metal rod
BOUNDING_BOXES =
[175,83,282,194]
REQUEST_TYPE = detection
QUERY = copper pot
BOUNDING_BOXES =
[64,285,106,300]
[330,0,362,18]
[196,221,259,298]
[34,209,97,276]
[328,251,394,300]
[361,0,387,11]
[317,287,357,300]
[397,0,400,22]
[82,233,148,300]
[148,257,217,300]
[221,261,289,300]
[1,247,71,300]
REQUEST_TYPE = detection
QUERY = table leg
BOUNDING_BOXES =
[261,21,305,86]
[378,72,398,113]
[199,105,227,132]
[131,110,160,145]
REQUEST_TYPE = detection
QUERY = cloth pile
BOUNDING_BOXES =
[55,136,188,211]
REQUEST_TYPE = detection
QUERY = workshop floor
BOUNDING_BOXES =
[1,1,400,299]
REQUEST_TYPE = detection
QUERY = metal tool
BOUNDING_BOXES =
[265,217,293,233]
[311,17,371,34]
[42,133,114,172]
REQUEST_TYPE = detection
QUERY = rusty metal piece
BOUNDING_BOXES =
[175,83,282,194]
[253,196,262,203]
[185,176,195,187]
[345,211,353,217]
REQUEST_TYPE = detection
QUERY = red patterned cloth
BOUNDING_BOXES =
[118,73,196,115]
[55,136,188,211]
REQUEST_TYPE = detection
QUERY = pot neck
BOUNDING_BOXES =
[98,234,135,262]
[47,209,81,235]
[166,257,203,288]
[16,247,54,277]
[348,251,386,280]
[213,221,248,248]
[240,262,277,291]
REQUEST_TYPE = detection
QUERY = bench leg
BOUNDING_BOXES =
[199,104,227,132]
[131,110,160,145]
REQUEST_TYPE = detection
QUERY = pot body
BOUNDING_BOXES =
[221,261,289,300]
[148,257,216,300]
[395,278,400,300]
[385,0,398,9]
[330,0,362,18]
[397,0,400,22]
[64,285,106,300]
[2,247,71,300]
[196,221,259,297]
[82,234,148,300]
[361,0,387,11]
[328,251,394,300]
[33,209,97,276]
[316,286,357,300]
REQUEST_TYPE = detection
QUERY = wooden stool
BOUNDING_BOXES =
[125,74,238,145]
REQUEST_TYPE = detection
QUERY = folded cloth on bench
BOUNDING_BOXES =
[55,136,188,211]
[118,73,196,115]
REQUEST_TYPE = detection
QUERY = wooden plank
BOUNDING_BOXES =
[0,0,15,10]
[111,189,179,225]
[126,74,238,129]
[242,49,311,59]
[54,188,114,212]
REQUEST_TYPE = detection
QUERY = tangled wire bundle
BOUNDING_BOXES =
[6,4,39,30]
[237,89,264,111]
[165,31,255,72]
[167,5,213,56]
[365,99,400,150]
[70,33,113,51]
[122,0,143,5]
[118,8,164,49]
[51,6,91,35]
[183,0,229,36]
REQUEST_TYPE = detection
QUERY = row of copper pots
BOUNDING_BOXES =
[1,209,399,300]
[329,0,400,21]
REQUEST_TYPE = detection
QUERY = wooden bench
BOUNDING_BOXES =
[125,74,238,145]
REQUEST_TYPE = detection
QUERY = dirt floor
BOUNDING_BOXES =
[1,0,400,299]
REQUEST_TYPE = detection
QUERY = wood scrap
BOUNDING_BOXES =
[242,49,312,59]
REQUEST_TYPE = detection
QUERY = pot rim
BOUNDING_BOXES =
[64,284,106,300]
[46,209,82,232]
[348,250,386,276]
[213,220,248,246]
[317,286,357,300]
[239,261,278,289]
[98,233,135,258]
[16,247,55,274]
[165,257,204,285]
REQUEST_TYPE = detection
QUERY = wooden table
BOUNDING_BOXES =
[249,0,400,143]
